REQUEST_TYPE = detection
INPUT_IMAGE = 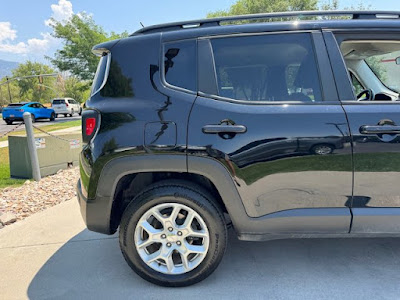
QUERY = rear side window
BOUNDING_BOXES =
[7,104,23,107]
[52,99,65,104]
[91,53,110,96]
[210,33,322,102]
[164,40,196,92]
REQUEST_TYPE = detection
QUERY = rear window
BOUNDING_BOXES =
[91,53,110,96]
[52,99,65,104]
[164,40,197,92]
[7,103,23,107]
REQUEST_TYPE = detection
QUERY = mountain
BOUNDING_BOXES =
[0,59,19,79]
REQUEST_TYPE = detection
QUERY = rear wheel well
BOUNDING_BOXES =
[110,172,227,233]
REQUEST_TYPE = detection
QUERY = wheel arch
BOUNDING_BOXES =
[94,155,245,234]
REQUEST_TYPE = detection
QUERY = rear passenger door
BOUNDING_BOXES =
[28,103,39,116]
[188,31,353,234]
[325,31,400,234]
[37,103,48,118]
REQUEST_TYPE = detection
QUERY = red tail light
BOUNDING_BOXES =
[65,102,69,107]
[18,109,24,112]
[85,118,96,136]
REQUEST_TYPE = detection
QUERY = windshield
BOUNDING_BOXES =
[365,50,400,93]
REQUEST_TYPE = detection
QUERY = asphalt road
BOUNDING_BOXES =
[1,200,400,300]
[0,115,81,135]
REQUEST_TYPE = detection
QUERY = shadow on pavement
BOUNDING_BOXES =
[27,229,400,299]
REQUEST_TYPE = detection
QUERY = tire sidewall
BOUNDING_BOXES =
[119,186,227,287]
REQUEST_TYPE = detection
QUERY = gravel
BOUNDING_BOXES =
[0,167,79,227]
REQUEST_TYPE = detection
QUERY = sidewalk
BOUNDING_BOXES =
[1,199,400,299]
[0,126,80,148]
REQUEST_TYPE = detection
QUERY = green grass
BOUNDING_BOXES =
[0,120,81,142]
[0,147,25,190]
[0,119,81,190]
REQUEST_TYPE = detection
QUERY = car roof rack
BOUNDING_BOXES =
[132,10,400,36]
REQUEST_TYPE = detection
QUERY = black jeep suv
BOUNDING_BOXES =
[77,10,400,286]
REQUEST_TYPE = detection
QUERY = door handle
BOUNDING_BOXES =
[360,125,400,135]
[202,124,247,134]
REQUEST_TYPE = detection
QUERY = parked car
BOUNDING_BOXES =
[2,102,55,125]
[77,10,400,287]
[51,98,82,117]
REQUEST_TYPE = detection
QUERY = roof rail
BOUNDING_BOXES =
[132,10,400,36]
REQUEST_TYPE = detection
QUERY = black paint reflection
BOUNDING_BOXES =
[101,59,134,98]
[188,98,353,217]
[100,112,136,132]
[229,136,345,168]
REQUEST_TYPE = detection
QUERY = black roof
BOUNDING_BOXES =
[132,10,400,36]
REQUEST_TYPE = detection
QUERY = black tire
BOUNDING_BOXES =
[311,144,334,155]
[5,119,12,125]
[64,114,67,117]
[31,114,36,123]
[50,112,56,121]
[119,180,227,287]
[79,108,82,116]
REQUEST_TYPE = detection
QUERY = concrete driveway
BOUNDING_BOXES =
[0,200,400,300]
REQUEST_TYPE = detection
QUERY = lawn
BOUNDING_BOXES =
[0,147,25,190]
[0,120,81,142]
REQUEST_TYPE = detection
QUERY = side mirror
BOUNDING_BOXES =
[396,57,400,65]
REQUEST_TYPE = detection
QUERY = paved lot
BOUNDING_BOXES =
[0,115,81,135]
[1,199,400,300]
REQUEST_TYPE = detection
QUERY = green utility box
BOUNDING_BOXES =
[8,133,82,179]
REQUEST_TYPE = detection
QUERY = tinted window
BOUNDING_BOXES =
[7,104,23,107]
[210,33,322,102]
[52,99,65,104]
[91,53,110,96]
[164,40,196,91]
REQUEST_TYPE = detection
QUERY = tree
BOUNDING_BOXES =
[320,0,370,11]
[207,0,318,18]
[48,13,129,81]
[60,76,91,103]
[0,78,22,104]
[11,61,57,103]
[207,0,370,18]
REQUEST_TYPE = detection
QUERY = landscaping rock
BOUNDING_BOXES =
[0,167,79,226]
[0,212,17,225]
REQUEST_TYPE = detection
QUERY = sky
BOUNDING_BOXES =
[0,0,399,64]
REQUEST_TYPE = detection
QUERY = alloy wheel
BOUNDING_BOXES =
[134,203,210,275]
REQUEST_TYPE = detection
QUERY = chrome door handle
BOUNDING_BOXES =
[360,125,400,134]
[202,124,247,134]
